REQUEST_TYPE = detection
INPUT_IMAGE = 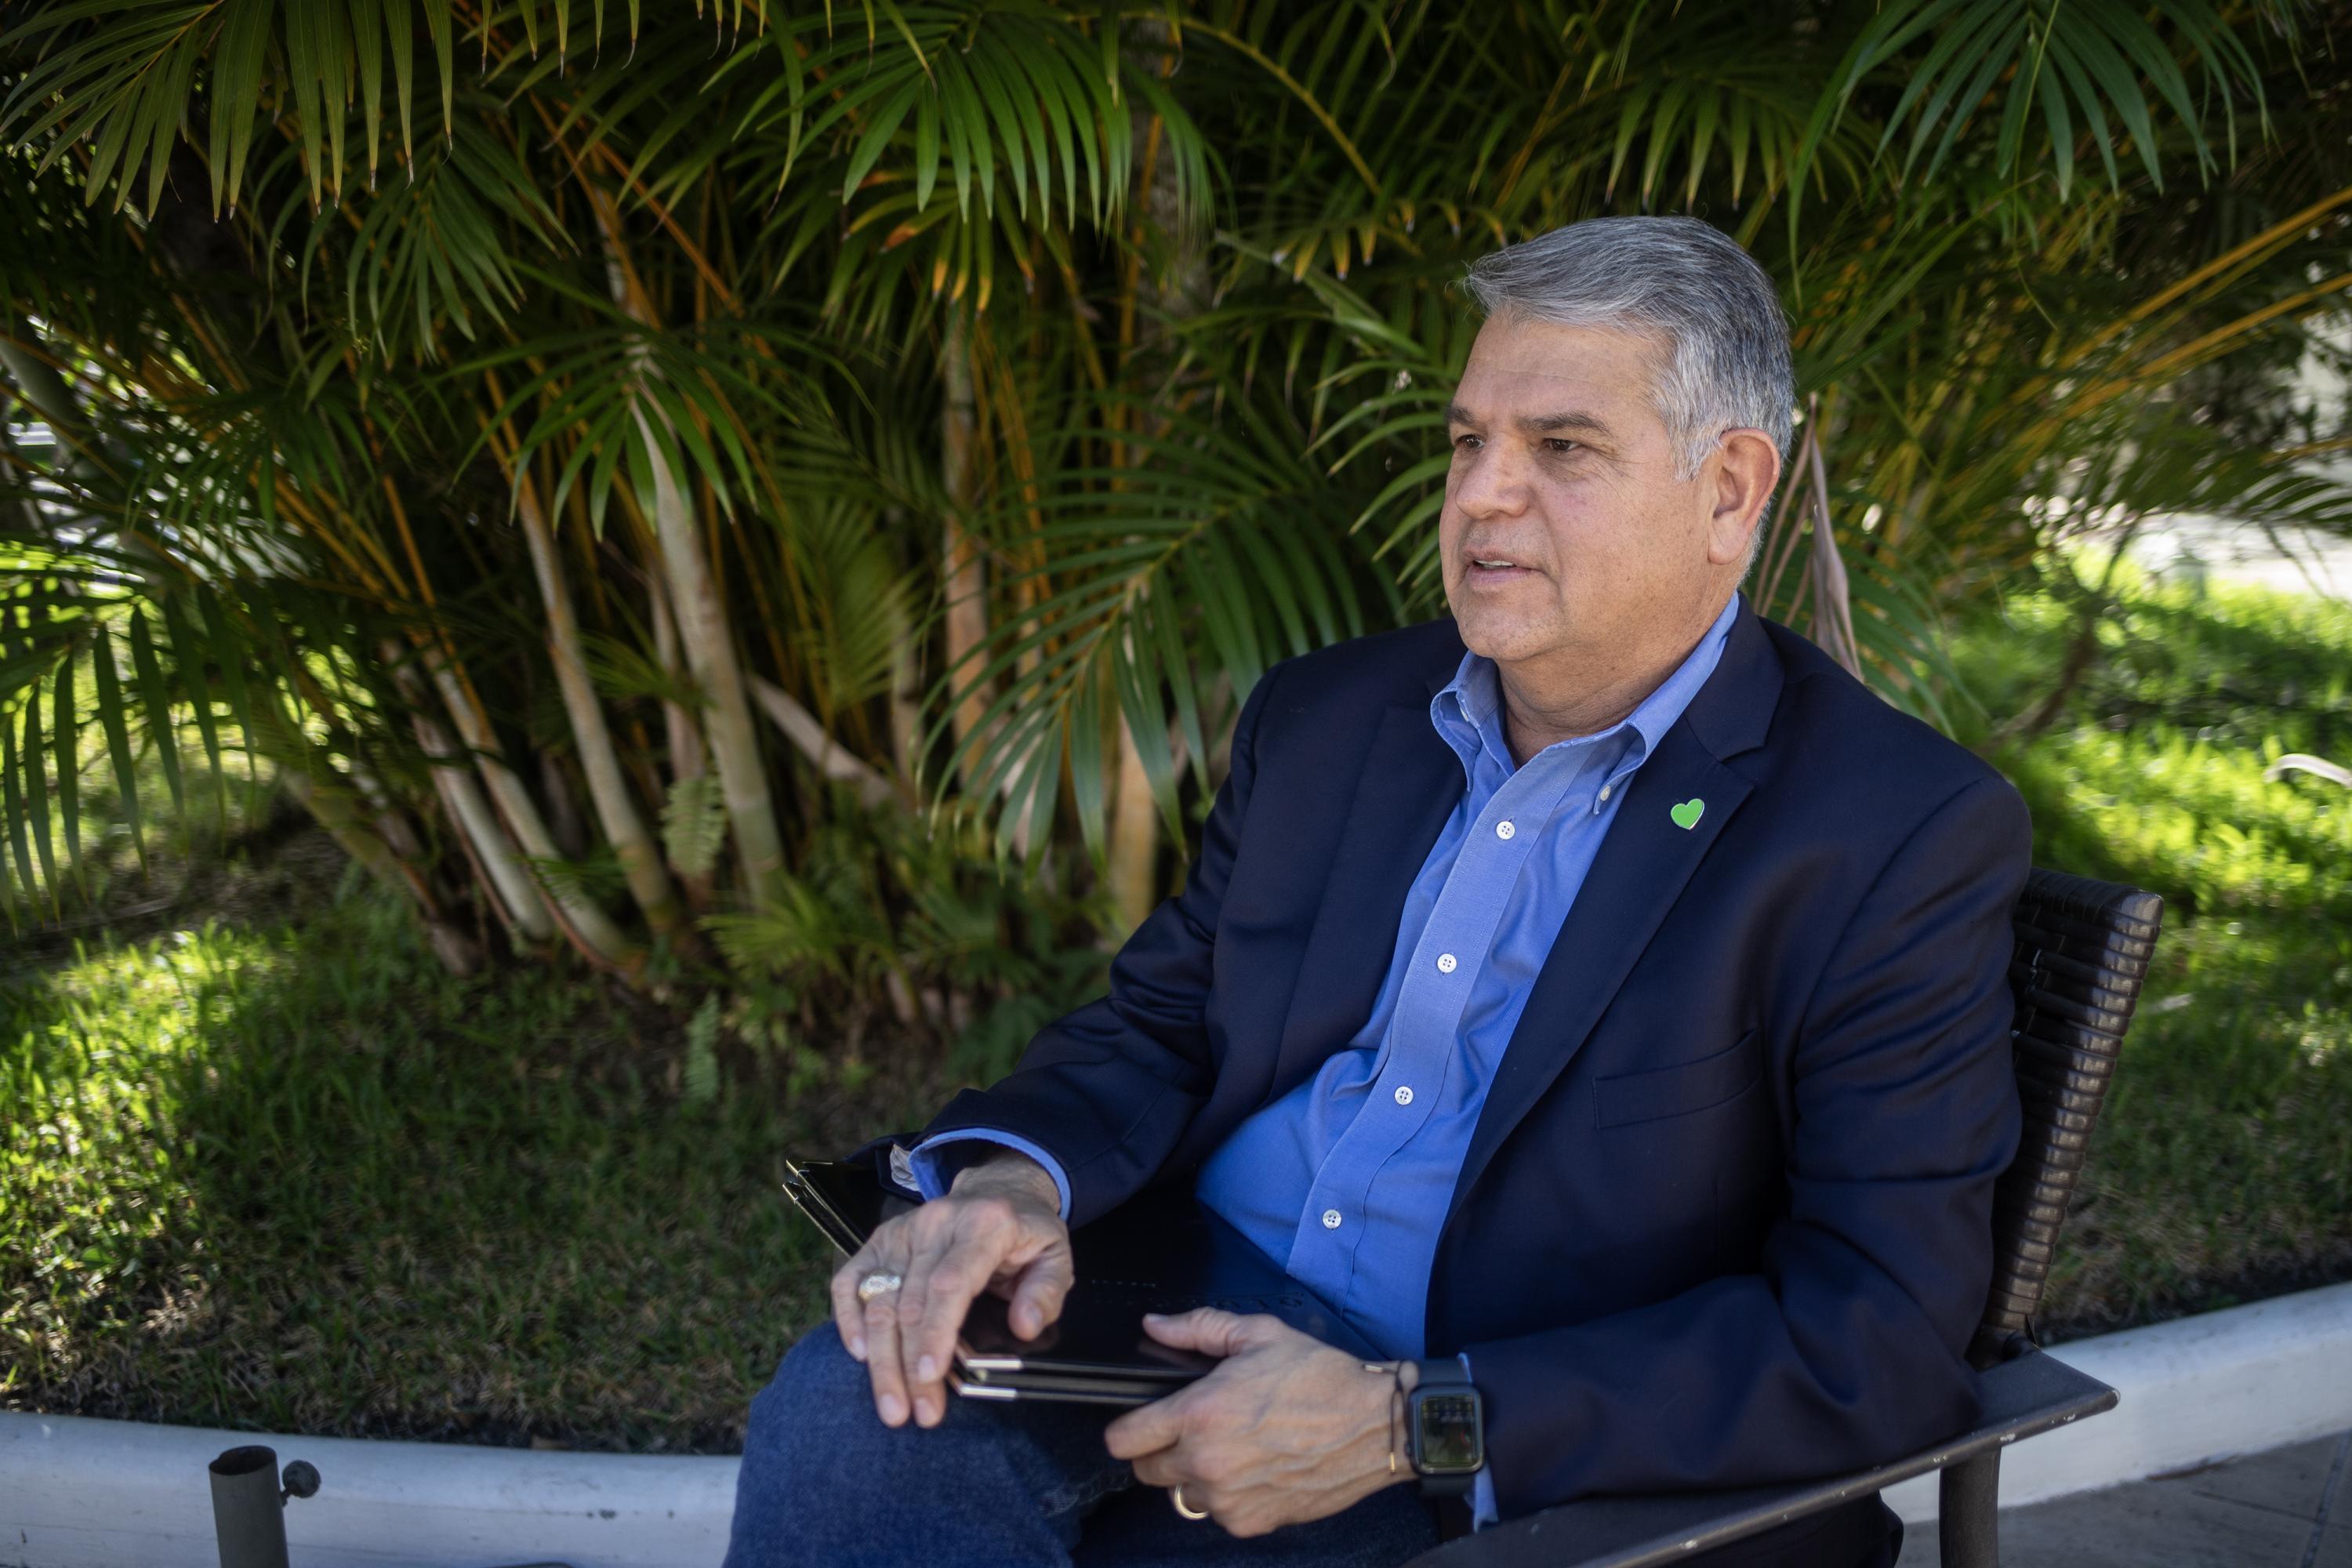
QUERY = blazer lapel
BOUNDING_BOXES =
[1443,593,1786,1227]
[1268,699,1463,1101]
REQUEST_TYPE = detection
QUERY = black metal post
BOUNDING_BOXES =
[1937,1448,2003,1568]
[209,1446,291,1568]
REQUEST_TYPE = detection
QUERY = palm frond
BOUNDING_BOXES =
[934,386,1378,855]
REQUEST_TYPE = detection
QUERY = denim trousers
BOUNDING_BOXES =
[721,1321,1443,1568]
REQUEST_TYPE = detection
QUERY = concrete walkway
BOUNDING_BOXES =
[1900,1429,2352,1566]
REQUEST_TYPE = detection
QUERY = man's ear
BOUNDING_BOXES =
[1706,428,1781,567]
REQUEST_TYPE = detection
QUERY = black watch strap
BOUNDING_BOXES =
[1406,1359,1483,1499]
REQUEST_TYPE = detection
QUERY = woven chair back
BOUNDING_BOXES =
[1972,866,2165,1368]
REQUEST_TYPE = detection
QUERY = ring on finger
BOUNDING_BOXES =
[1171,1485,1209,1522]
[857,1269,905,1303]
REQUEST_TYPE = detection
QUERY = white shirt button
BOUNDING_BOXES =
[1494,820,1515,840]
[1322,1208,1343,1229]
[1436,953,1458,974]
[1394,1085,1414,1106]
[1599,784,1613,801]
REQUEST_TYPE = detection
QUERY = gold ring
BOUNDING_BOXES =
[1171,1484,1209,1521]
[856,1270,904,1303]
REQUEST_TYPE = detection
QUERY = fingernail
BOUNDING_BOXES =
[916,1397,940,1425]
[1142,1312,1165,1322]
[916,1354,937,1381]
[878,1393,906,1425]
[848,1336,866,1362]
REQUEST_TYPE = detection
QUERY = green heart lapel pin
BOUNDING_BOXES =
[1669,797,1705,830]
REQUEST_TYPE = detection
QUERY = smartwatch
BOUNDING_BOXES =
[1404,1360,1486,1498]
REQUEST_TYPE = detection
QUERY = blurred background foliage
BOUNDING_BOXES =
[5,0,2352,1448]
[2,0,2348,1021]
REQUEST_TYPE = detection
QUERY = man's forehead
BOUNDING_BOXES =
[1450,317,1661,427]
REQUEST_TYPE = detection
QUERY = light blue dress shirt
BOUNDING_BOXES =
[911,592,1740,1526]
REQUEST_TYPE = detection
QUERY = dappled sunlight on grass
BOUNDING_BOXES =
[2008,728,2352,917]
[4,933,239,1353]
[1957,568,2352,1334]
[2,888,917,1451]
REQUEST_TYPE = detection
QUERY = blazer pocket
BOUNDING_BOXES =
[1594,1026,1763,1128]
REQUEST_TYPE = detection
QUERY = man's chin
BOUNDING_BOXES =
[1450,610,1551,666]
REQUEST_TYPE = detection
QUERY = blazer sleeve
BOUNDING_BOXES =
[914,661,1285,1228]
[1461,771,2033,1518]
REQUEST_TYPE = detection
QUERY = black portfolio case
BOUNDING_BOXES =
[781,1157,1383,1406]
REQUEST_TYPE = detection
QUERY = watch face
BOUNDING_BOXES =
[1414,1390,1485,1472]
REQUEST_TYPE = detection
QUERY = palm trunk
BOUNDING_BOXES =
[883,503,924,785]
[422,650,640,967]
[382,645,556,945]
[409,702,557,944]
[1798,395,1864,681]
[1752,426,1817,618]
[633,402,789,906]
[588,191,789,908]
[747,674,900,810]
[941,310,991,779]
[887,615,923,786]
[942,310,1050,855]
[648,575,707,791]
[647,577,716,906]
[516,471,688,938]
[1105,706,1160,932]
[1104,30,1206,930]
[338,750,434,869]
[278,768,481,975]
[541,752,590,859]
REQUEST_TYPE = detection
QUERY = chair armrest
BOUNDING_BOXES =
[1404,1348,2117,1568]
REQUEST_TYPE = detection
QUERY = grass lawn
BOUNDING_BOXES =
[1,872,953,1452]
[1951,564,2352,1337]
[5,566,2349,1449]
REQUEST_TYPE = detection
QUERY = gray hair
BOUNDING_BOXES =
[1461,216,1795,565]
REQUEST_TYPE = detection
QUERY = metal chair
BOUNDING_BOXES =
[1409,866,2165,1568]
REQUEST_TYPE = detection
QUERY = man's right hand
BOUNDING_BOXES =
[828,1147,1073,1429]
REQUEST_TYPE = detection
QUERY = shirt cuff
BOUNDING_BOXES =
[1461,1351,1499,1527]
[907,1130,1073,1222]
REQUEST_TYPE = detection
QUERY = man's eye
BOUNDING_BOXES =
[1451,434,1479,450]
[1544,438,1579,454]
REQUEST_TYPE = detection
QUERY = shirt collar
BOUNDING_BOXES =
[1430,590,1742,809]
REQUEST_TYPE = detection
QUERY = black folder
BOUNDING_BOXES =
[781,1157,1383,1406]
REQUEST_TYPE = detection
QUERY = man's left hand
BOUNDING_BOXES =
[1102,1308,1410,1537]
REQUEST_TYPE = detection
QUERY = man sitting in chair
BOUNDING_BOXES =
[724,215,2030,1568]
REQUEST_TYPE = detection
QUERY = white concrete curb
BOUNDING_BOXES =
[5,1281,2350,1566]
[0,1414,742,1568]
[1886,1279,2352,1523]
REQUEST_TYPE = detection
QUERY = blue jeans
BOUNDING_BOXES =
[723,1322,1442,1567]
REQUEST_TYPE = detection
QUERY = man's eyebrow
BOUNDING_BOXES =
[1443,402,1617,440]
[1523,410,1616,438]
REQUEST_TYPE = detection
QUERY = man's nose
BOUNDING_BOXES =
[1450,441,1531,519]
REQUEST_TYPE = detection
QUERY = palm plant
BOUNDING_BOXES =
[2,0,2346,1014]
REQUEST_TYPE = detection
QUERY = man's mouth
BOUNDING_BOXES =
[1464,553,1535,583]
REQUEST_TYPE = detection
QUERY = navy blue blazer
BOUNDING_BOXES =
[922,590,2031,1524]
